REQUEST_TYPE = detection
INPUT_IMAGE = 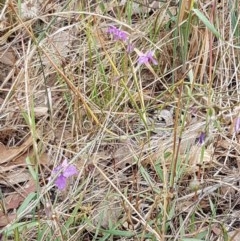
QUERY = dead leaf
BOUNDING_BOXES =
[153,109,174,127]
[91,194,122,229]
[216,138,230,150]
[42,30,75,66]
[227,229,240,241]
[4,179,36,210]
[11,150,50,167]
[0,127,18,144]
[0,212,16,227]
[34,106,48,118]
[176,200,194,213]
[119,0,149,14]
[113,144,136,169]
[0,179,36,227]
[220,184,236,197]
[0,136,32,165]
[0,48,16,66]
[0,169,31,185]
[187,144,213,173]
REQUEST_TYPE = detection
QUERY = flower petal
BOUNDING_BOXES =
[116,31,127,41]
[150,56,158,65]
[61,159,69,168]
[63,165,78,178]
[195,132,206,145]
[198,132,206,145]
[55,175,67,190]
[146,51,158,65]
[107,26,128,41]
[146,51,154,57]
[52,165,61,174]
[138,55,148,65]
[52,159,68,174]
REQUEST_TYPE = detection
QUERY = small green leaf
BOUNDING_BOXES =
[17,192,36,215]
[192,8,221,39]
[4,221,39,234]
[102,229,135,237]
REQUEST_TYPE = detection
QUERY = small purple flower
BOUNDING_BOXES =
[138,51,158,66]
[107,26,128,41]
[196,132,206,145]
[235,117,240,134]
[52,159,78,190]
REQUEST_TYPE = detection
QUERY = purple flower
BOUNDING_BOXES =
[52,159,78,190]
[138,51,158,66]
[235,117,240,134]
[196,132,206,145]
[107,26,128,41]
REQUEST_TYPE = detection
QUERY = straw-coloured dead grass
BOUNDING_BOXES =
[0,0,240,240]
